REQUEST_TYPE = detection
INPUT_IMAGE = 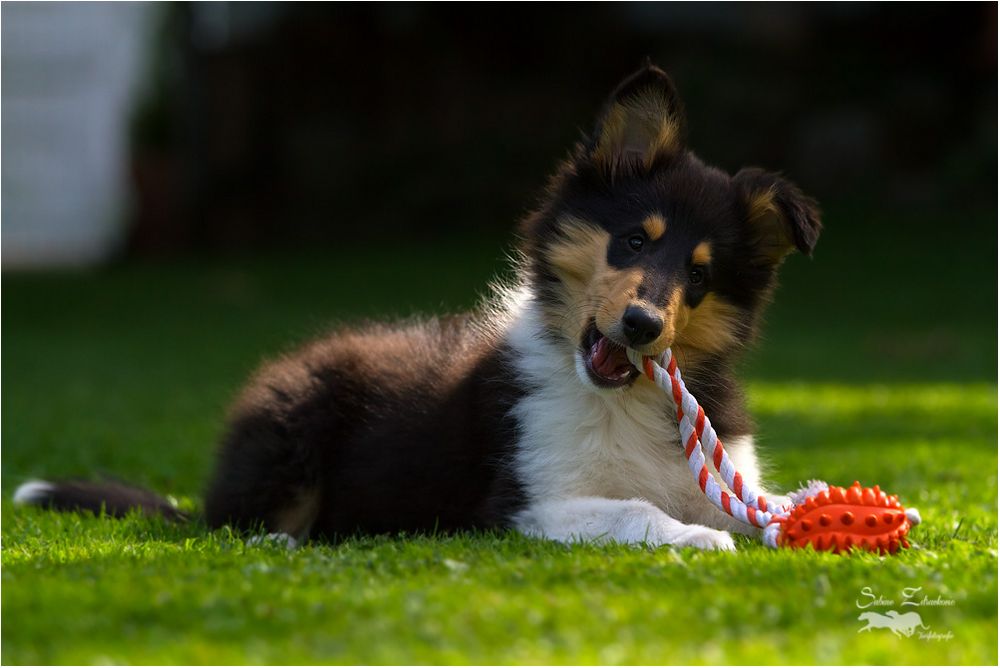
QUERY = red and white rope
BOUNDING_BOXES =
[626,348,792,547]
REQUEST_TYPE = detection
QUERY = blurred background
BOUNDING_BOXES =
[3,2,996,263]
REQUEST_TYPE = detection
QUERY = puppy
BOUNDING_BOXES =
[16,63,821,551]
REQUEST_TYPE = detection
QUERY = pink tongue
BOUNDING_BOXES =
[591,336,630,378]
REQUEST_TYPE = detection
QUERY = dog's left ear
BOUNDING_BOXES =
[734,168,822,264]
[587,61,685,169]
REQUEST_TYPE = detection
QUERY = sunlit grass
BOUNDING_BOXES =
[2,216,997,664]
[3,378,995,664]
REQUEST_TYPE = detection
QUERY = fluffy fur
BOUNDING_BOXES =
[14,63,821,551]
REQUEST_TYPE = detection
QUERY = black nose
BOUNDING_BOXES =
[621,305,663,346]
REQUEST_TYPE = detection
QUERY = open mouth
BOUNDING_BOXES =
[580,321,640,388]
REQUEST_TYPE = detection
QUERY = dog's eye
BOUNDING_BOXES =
[627,235,644,252]
[689,266,706,285]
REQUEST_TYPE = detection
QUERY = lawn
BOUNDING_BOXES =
[2,208,997,664]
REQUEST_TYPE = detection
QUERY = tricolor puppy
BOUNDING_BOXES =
[15,64,821,551]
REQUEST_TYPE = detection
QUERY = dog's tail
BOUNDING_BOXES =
[13,479,187,521]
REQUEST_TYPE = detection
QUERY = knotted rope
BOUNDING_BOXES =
[626,348,920,551]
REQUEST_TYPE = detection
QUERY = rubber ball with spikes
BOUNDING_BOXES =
[777,481,915,554]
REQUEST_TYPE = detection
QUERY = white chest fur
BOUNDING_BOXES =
[506,298,713,520]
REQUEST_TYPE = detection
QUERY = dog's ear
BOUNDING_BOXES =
[734,168,822,264]
[587,61,685,169]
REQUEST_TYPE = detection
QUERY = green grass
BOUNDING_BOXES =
[2,208,997,664]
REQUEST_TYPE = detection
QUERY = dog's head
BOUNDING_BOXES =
[520,63,822,390]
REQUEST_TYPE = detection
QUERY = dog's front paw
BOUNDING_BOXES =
[672,525,736,551]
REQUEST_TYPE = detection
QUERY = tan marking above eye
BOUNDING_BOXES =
[692,241,712,266]
[642,214,667,241]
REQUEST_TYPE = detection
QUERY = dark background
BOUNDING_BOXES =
[3,2,996,395]
[128,2,997,253]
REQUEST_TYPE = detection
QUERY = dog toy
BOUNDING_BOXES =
[627,349,921,554]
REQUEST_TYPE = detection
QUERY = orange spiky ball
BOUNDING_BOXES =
[776,481,913,554]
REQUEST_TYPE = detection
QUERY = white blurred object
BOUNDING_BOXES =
[2,2,157,268]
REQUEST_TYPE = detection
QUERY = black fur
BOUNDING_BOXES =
[203,319,527,537]
[17,479,187,521]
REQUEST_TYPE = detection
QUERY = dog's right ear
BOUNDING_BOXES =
[586,61,686,170]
